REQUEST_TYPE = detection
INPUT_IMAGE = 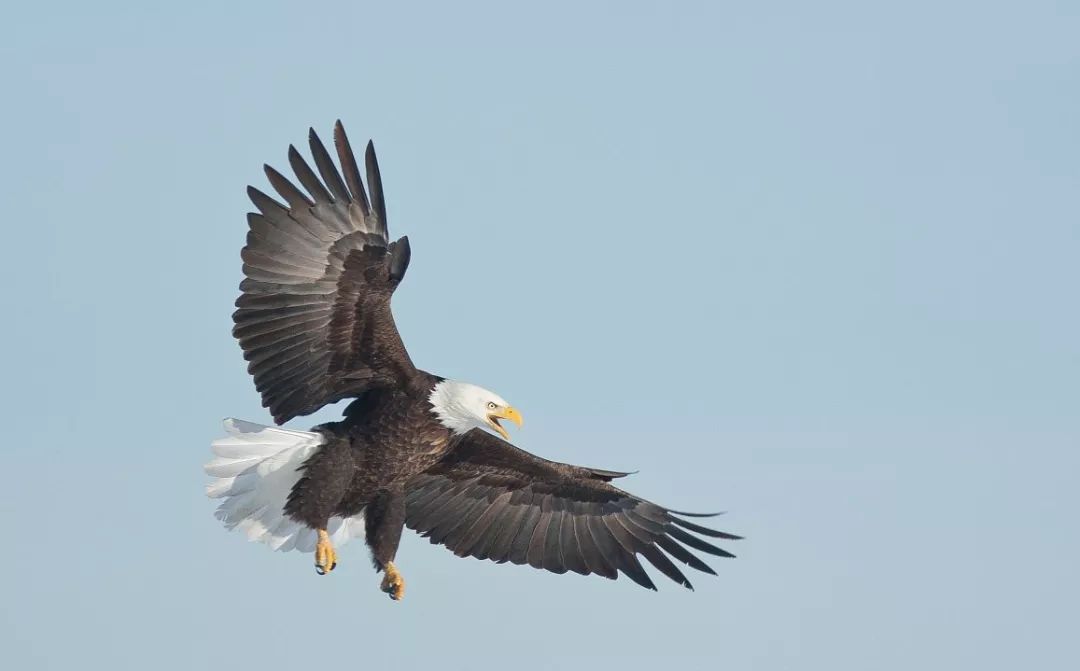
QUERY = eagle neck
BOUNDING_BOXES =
[428,379,480,436]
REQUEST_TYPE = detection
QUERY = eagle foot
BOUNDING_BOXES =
[315,530,337,575]
[380,562,406,601]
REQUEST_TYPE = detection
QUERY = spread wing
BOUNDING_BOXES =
[405,430,740,591]
[233,122,417,424]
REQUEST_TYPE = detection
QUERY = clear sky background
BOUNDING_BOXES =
[2,1,1077,669]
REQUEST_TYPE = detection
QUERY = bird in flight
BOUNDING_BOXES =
[206,121,740,601]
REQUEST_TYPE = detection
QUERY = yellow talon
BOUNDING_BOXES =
[315,529,337,575]
[380,561,406,601]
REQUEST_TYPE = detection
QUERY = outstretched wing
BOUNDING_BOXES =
[234,122,417,424]
[405,430,740,591]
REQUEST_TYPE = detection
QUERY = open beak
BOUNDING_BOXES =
[486,406,523,441]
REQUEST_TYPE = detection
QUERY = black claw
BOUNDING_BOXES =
[331,562,337,571]
[315,565,326,575]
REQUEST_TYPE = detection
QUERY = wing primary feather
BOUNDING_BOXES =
[612,512,694,589]
[667,509,725,518]
[655,536,717,576]
[308,127,350,202]
[667,526,737,558]
[601,515,657,590]
[247,185,289,215]
[575,514,617,579]
[604,513,647,553]
[365,140,388,238]
[333,120,370,215]
[637,543,693,590]
[623,508,667,538]
[614,551,657,591]
[264,164,314,209]
[670,516,744,540]
[287,144,333,203]
[585,514,624,580]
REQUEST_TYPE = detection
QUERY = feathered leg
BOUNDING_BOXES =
[283,432,357,575]
[365,489,407,600]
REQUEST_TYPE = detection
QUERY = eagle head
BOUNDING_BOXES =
[429,380,523,441]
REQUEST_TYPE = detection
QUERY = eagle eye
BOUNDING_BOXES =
[487,402,497,410]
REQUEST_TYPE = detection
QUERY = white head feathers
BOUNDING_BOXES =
[429,380,518,438]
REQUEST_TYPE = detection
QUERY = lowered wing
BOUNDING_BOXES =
[405,430,740,591]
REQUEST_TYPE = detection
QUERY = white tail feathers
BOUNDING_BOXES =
[206,418,365,552]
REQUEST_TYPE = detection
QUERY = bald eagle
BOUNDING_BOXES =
[206,122,740,600]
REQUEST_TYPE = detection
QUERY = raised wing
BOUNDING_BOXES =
[234,122,416,424]
[405,430,740,591]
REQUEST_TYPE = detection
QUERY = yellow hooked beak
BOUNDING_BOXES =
[486,406,523,441]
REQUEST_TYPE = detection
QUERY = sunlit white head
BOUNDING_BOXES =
[429,380,523,440]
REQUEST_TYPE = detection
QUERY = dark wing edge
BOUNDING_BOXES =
[404,429,741,591]
[233,121,416,424]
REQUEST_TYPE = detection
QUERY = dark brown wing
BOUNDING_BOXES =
[234,122,417,424]
[405,430,741,591]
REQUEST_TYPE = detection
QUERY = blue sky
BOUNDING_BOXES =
[2,1,1078,669]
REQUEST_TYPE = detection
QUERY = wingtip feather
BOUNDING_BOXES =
[668,509,725,518]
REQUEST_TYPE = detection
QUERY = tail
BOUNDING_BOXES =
[205,418,365,552]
